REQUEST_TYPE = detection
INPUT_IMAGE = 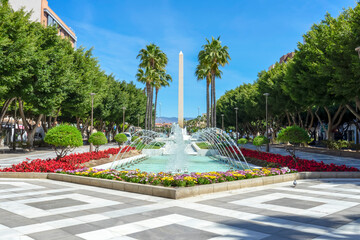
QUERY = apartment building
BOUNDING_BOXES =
[268,52,295,71]
[8,0,77,47]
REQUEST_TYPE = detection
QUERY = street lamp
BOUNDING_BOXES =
[234,107,238,142]
[89,93,96,152]
[263,93,270,152]
[356,47,360,58]
[122,106,126,132]
[221,114,224,130]
[198,107,200,117]
[137,114,140,128]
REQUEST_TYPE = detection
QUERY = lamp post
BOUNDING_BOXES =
[89,93,96,152]
[198,107,200,117]
[263,93,270,152]
[137,114,140,128]
[221,114,224,130]
[234,107,238,142]
[356,47,360,145]
[122,106,126,132]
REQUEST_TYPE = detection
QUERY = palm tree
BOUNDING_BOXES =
[153,70,172,130]
[198,37,230,127]
[136,44,168,130]
[195,63,222,128]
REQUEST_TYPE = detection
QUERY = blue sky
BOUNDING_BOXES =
[49,0,357,118]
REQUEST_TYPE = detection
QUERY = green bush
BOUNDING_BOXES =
[277,125,310,159]
[238,138,248,145]
[89,132,108,152]
[253,136,269,151]
[323,139,351,155]
[44,125,83,158]
[277,125,310,145]
[114,133,128,147]
[131,136,139,142]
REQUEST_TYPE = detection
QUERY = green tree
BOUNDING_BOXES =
[44,125,83,158]
[114,133,127,147]
[253,135,269,151]
[277,125,310,159]
[88,132,107,152]
[198,37,230,127]
[195,60,221,128]
[136,44,169,130]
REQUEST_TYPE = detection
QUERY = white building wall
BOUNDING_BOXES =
[8,0,42,22]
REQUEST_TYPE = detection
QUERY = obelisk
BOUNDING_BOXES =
[178,51,184,128]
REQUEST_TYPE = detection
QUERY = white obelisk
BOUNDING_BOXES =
[178,51,184,128]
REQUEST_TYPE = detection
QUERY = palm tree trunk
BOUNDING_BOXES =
[212,73,216,127]
[145,82,151,130]
[206,79,210,128]
[149,86,154,130]
[154,87,159,131]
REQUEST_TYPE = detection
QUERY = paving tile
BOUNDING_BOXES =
[264,197,324,209]
[61,223,102,235]
[129,223,219,240]
[28,229,76,240]
[273,228,320,240]
[27,198,87,210]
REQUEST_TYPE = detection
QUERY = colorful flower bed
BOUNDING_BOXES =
[228,147,359,172]
[55,167,296,187]
[0,147,135,173]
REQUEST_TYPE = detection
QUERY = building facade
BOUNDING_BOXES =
[8,0,77,47]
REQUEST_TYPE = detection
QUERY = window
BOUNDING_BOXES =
[47,15,57,27]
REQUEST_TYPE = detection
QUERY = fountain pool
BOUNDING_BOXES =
[122,155,235,173]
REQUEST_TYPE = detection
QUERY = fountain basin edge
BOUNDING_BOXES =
[2,172,360,199]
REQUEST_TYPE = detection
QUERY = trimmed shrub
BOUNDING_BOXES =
[238,138,248,146]
[114,133,127,147]
[89,132,108,152]
[277,125,310,159]
[44,125,83,158]
[253,136,269,151]
[131,136,139,142]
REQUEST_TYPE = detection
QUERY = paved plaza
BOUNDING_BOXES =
[0,178,359,239]
[244,144,360,170]
[0,143,118,169]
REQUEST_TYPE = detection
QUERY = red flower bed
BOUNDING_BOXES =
[228,147,359,172]
[0,146,135,173]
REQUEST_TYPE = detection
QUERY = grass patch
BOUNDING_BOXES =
[196,142,212,149]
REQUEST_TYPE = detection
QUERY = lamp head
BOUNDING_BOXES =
[234,107,238,111]
[263,93,270,96]
[90,93,96,96]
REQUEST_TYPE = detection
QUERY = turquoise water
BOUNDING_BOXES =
[124,155,233,173]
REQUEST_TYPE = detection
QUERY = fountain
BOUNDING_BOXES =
[100,51,252,172]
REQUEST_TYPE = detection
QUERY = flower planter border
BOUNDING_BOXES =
[2,171,360,199]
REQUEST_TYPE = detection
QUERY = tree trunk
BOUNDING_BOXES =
[0,98,16,130]
[206,77,210,128]
[314,107,327,140]
[154,87,159,131]
[27,114,43,149]
[149,86,153,130]
[285,111,292,126]
[76,117,81,130]
[346,104,360,120]
[324,106,345,140]
[307,109,314,131]
[298,112,304,128]
[42,115,48,133]
[212,73,216,128]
